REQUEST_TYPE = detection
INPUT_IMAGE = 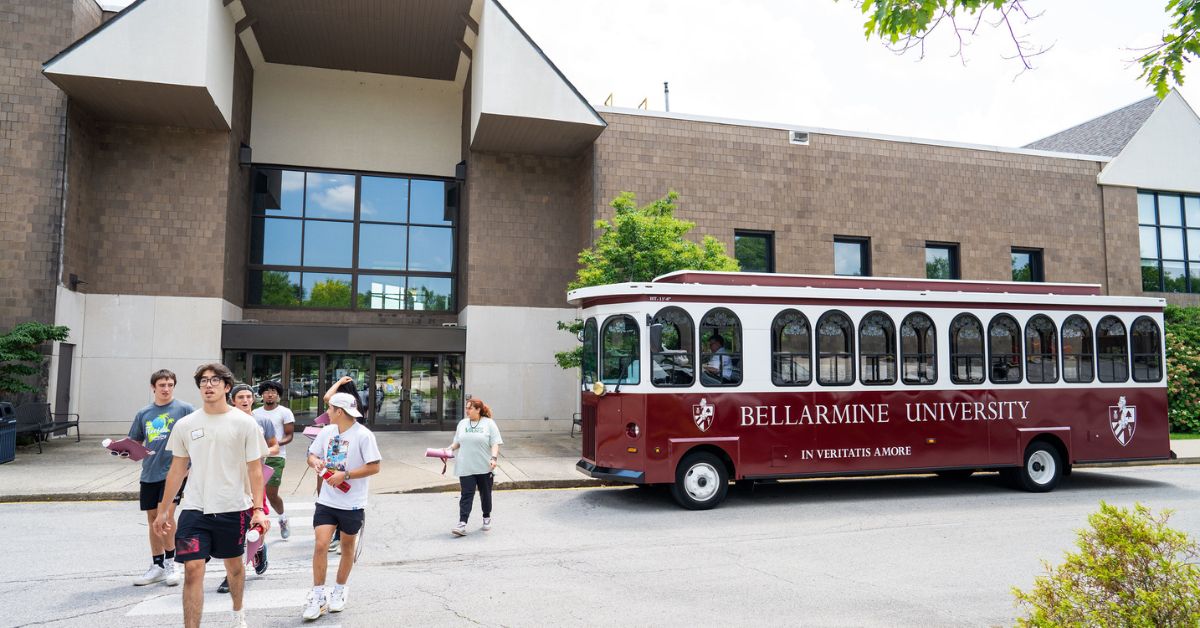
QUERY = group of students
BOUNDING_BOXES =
[125,364,502,627]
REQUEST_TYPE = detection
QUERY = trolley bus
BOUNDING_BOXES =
[569,271,1169,509]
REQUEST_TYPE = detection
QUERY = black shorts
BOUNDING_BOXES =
[139,478,187,511]
[313,502,365,535]
[175,508,251,562]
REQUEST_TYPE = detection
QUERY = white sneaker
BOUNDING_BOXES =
[133,564,165,586]
[451,522,467,537]
[302,590,327,621]
[163,560,181,587]
[482,517,492,531]
[329,586,347,612]
[328,538,339,553]
[279,516,291,540]
[231,609,247,628]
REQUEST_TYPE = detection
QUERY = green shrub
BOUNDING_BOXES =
[1013,502,1200,627]
[1165,305,1200,434]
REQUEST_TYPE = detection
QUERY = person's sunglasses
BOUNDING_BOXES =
[108,450,130,458]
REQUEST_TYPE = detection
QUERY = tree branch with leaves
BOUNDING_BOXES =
[0,322,70,397]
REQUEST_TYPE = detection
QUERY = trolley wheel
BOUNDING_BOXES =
[1013,441,1063,493]
[935,469,974,480]
[670,451,729,510]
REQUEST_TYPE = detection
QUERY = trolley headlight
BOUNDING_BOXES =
[625,422,640,438]
[591,381,607,396]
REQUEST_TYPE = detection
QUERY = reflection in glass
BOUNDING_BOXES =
[735,234,770,273]
[409,356,439,424]
[1186,197,1200,227]
[255,169,304,217]
[302,273,352,308]
[326,353,372,418]
[360,176,408,223]
[288,355,322,424]
[925,246,954,279]
[408,227,454,272]
[1131,317,1162,382]
[1137,192,1157,224]
[950,314,984,384]
[901,312,936,384]
[305,172,356,219]
[251,218,302,266]
[249,270,301,307]
[1139,226,1159,258]
[373,357,405,425]
[224,351,248,385]
[357,275,405,310]
[1012,252,1033,281]
[358,224,407,270]
[410,180,450,225]
[1158,194,1182,226]
[834,240,865,276]
[1061,315,1094,383]
[1097,316,1128,383]
[988,315,1022,383]
[1163,261,1187,293]
[859,311,896,385]
[1142,259,1161,292]
[407,276,452,311]
[581,319,598,386]
[817,312,854,385]
[443,355,464,425]
[651,307,695,387]
[1161,228,1185,259]
[601,316,639,384]
[303,221,353,268]
[251,354,283,389]
[772,310,810,386]
[1025,315,1058,383]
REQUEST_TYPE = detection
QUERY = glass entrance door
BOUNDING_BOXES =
[327,353,373,421]
[407,355,441,428]
[371,355,443,429]
[373,357,406,428]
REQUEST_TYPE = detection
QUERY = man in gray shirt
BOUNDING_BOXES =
[129,369,194,587]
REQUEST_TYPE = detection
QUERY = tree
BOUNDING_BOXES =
[306,279,351,308]
[555,191,740,369]
[260,270,301,306]
[847,0,1198,97]
[1012,501,1200,626]
[0,321,70,397]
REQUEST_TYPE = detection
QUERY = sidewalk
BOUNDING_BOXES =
[2,433,1198,503]
[0,431,598,503]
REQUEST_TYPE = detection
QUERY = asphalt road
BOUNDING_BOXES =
[5,465,1199,627]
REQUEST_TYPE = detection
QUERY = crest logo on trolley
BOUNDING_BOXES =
[1109,396,1137,447]
[693,398,715,433]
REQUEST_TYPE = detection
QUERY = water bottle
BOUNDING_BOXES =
[321,469,351,493]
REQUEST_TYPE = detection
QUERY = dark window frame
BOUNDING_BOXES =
[734,229,775,273]
[581,318,598,386]
[246,165,458,312]
[600,315,640,385]
[1138,190,1200,293]
[949,313,985,385]
[834,236,871,277]
[987,313,1024,384]
[1131,316,1164,383]
[650,306,696,388]
[1011,247,1044,282]
[771,309,812,387]
[1060,315,1095,384]
[1024,314,1059,384]
[858,310,897,386]
[816,310,856,386]
[900,311,937,385]
[925,242,961,280]
[700,308,743,388]
[1096,315,1130,383]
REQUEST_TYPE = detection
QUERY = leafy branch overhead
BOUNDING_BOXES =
[849,0,1198,97]
[0,322,70,396]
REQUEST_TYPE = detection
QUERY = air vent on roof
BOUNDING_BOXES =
[789,131,810,145]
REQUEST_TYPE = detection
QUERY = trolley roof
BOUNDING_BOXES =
[567,271,1165,311]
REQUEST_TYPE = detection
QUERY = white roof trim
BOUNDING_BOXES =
[597,106,1114,163]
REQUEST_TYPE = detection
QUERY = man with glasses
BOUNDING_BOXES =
[154,363,271,628]
[129,369,194,587]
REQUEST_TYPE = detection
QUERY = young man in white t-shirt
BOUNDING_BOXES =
[302,392,381,621]
[154,363,271,628]
[253,380,295,539]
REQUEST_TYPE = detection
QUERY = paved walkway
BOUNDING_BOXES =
[1,432,1197,502]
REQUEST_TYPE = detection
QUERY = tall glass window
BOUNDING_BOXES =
[735,230,774,273]
[817,311,854,385]
[248,167,457,310]
[988,314,1022,384]
[601,316,639,384]
[581,318,598,386]
[1061,315,1094,383]
[858,311,896,385]
[771,310,811,386]
[1097,316,1129,383]
[1131,317,1163,382]
[925,243,960,280]
[1139,191,1200,293]
[1024,315,1058,384]
[1012,248,1044,282]
[901,312,936,384]
[700,308,742,387]
[834,237,870,276]
[650,307,695,387]
[950,314,985,385]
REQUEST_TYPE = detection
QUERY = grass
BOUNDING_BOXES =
[1170,432,1200,440]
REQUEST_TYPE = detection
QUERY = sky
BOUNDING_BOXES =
[497,0,1200,147]
[100,0,1198,148]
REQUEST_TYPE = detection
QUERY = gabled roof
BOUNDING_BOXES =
[1023,96,1160,157]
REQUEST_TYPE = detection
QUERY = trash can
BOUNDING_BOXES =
[0,418,15,465]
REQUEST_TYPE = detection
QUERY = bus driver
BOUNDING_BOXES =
[702,333,733,384]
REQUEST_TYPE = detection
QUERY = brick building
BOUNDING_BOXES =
[2,0,1199,434]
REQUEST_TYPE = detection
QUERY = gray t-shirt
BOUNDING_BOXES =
[452,417,503,477]
[128,399,195,483]
[251,413,276,443]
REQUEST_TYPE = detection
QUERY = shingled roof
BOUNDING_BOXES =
[1023,96,1160,157]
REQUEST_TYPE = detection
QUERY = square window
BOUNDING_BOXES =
[925,243,959,279]
[834,237,869,276]
[360,176,408,223]
[301,273,352,308]
[1012,248,1044,282]
[735,230,774,273]
[357,275,406,310]
[1142,259,1162,292]
[247,270,300,306]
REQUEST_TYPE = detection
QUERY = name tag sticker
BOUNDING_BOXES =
[191,429,205,440]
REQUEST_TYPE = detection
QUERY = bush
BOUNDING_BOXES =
[1013,501,1200,627]
[1165,305,1200,433]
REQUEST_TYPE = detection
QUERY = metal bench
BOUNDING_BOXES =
[570,411,582,438]
[14,402,79,454]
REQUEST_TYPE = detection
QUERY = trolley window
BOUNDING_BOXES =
[817,311,855,385]
[772,309,811,386]
[1097,316,1129,383]
[582,318,598,386]
[1061,315,1094,383]
[1025,315,1059,384]
[1131,317,1163,382]
[700,308,743,386]
[901,312,937,385]
[600,315,639,385]
[651,307,695,387]
[988,314,1022,384]
[950,313,985,385]
[859,311,897,385]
